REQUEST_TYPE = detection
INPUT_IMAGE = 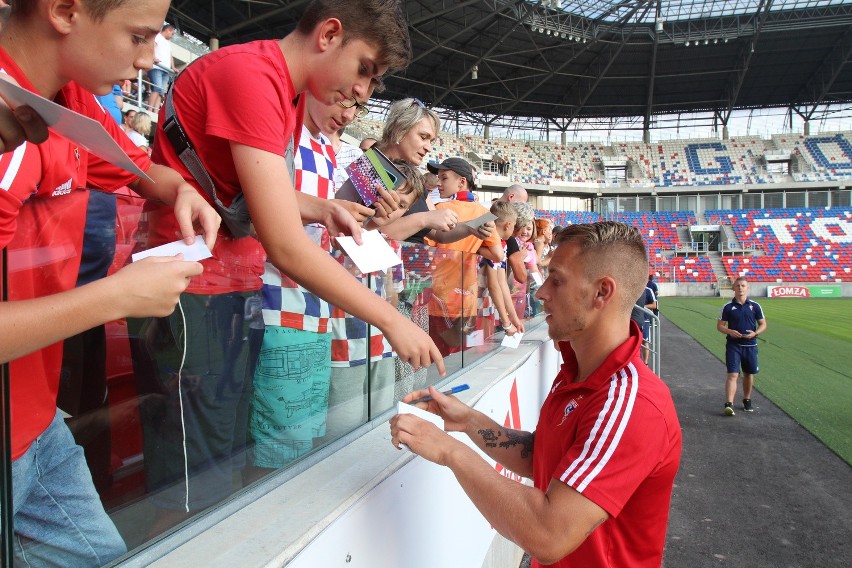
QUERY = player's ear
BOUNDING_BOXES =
[593,275,617,309]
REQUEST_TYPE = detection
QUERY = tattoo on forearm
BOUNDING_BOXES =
[478,428,500,448]
[477,428,535,459]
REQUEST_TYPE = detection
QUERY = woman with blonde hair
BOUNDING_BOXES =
[127,112,152,155]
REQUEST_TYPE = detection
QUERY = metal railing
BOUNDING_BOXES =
[636,305,661,375]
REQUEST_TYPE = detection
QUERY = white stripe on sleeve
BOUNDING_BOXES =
[0,144,28,191]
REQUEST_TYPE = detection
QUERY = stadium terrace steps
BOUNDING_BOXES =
[705,207,851,283]
[348,120,852,188]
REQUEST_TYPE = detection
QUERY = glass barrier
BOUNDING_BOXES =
[1,191,536,563]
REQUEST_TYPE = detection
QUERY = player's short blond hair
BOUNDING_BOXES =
[555,221,649,316]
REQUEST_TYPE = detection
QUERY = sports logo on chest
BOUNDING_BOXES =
[558,395,583,426]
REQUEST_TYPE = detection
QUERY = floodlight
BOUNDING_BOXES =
[655,21,664,33]
[685,41,690,47]
[471,65,478,80]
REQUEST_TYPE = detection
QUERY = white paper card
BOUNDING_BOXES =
[501,331,523,349]
[131,237,212,263]
[335,230,402,274]
[531,272,544,286]
[0,75,153,182]
[463,212,497,229]
[466,329,484,347]
[396,401,444,430]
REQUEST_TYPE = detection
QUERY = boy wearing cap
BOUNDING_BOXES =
[425,157,503,355]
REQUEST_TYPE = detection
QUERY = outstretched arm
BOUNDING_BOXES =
[130,164,221,251]
[497,266,525,332]
[379,209,458,241]
[232,141,444,375]
[0,256,202,364]
[390,386,608,564]
[483,266,516,336]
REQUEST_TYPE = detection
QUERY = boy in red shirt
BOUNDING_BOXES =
[134,0,445,532]
[0,0,220,564]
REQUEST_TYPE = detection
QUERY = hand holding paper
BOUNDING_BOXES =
[395,401,445,452]
[335,230,402,274]
[0,75,152,181]
[131,237,213,263]
[0,76,48,151]
[463,212,497,229]
[501,331,523,349]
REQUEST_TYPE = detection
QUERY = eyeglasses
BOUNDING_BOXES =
[411,98,427,108]
[338,96,370,119]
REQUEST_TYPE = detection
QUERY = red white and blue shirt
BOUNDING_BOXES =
[261,124,335,333]
[329,251,396,367]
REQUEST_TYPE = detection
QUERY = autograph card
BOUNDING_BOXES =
[463,212,497,229]
[131,237,212,263]
[501,331,523,349]
[396,401,444,430]
[335,230,402,274]
[0,75,153,182]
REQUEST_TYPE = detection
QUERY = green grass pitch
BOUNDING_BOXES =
[661,297,852,465]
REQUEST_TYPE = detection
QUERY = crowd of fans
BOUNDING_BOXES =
[0,1,676,567]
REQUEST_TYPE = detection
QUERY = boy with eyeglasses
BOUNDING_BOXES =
[133,0,445,530]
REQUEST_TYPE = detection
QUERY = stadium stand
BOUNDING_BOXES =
[706,207,852,283]
[346,122,852,189]
[536,207,852,284]
[537,210,712,282]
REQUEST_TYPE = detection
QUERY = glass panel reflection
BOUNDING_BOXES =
[4,192,539,562]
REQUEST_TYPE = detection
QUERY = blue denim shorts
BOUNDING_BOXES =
[147,68,169,95]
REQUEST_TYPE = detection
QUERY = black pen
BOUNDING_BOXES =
[409,384,470,404]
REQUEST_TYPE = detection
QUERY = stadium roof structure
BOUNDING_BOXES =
[168,1,852,133]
